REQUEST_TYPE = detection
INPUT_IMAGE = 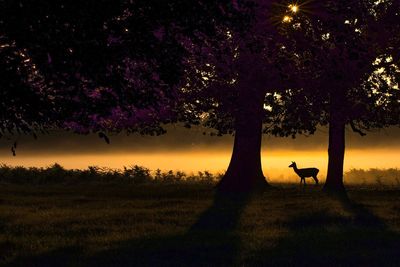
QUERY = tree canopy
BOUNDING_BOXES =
[1,0,254,135]
[268,0,400,192]
[0,32,57,140]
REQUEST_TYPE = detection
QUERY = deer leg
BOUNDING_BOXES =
[313,175,319,185]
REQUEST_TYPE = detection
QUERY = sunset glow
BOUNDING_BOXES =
[1,148,399,183]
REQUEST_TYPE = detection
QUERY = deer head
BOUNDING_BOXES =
[288,161,296,168]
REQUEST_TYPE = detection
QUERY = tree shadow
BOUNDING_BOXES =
[252,192,400,266]
[5,192,251,267]
[87,192,251,266]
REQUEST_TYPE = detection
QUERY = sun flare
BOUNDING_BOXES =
[283,15,293,23]
[289,4,299,13]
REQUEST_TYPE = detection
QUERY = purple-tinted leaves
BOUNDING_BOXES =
[153,26,165,41]
[107,35,123,46]
[232,0,240,11]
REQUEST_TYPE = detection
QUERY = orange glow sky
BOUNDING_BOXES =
[0,148,398,183]
[0,127,399,182]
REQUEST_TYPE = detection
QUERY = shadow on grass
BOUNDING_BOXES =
[251,192,400,266]
[89,192,250,266]
[5,192,250,267]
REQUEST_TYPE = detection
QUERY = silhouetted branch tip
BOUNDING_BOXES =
[350,121,367,136]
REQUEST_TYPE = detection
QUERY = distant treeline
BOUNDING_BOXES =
[0,163,222,185]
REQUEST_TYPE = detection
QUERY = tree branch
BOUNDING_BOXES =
[350,121,367,136]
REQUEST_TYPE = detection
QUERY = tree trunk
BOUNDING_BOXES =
[323,90,346,193]
[217,88,269,193]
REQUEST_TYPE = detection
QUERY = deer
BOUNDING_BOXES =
[288,161,319,185]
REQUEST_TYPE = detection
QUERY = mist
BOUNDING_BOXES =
[1,125,400,154]
[0,126,399,183]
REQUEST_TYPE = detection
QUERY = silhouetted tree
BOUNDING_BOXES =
[104,1,303,192]
[164,1,311,192]
[269,0,400,193]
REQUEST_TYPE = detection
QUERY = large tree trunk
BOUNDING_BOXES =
[323,90,347,193]
[217,88,269,193]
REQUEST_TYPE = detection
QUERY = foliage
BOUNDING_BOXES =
[263,0,400,191]
[0,163,221,185]
[1,0,253,136]
[0,0,307,135]
[345,168,400,186]
[268,0,400,137]
[0,34,58,137]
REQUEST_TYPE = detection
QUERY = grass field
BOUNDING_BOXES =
[1,183,400,266]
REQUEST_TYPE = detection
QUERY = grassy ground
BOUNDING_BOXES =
[1,183,400,266]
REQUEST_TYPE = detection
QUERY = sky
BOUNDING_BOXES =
[0,126,399,182]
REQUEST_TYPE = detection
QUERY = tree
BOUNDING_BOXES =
[169,1,307,192]
[1,0,232,134]
[268,0,400,193]
[93,0,295,192]
[0,32,57,148]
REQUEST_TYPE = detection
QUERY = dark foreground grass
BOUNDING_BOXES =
[1,183,400,266]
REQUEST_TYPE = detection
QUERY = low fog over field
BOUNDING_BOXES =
[1,126,399,183]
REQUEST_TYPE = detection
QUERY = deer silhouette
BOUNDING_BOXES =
[289,161,319,185]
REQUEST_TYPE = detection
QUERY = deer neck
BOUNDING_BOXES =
[293,165,299,173]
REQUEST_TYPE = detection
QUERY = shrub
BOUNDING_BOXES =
[345,168,400,186]
[124,165,152,184]
[0,163,222,185]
